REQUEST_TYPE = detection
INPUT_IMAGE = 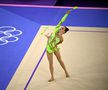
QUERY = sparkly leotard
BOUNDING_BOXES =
[46,13,69,53]
[46,36,60,53]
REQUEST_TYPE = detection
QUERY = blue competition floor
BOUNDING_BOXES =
[0,5,108,90]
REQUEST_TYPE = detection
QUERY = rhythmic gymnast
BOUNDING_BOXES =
[45,10,71,82]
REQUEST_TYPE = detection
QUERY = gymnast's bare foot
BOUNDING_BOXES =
[48,78,54,82]
[66,74,70,78]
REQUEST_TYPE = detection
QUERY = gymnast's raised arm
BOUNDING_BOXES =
[53,10,71,34]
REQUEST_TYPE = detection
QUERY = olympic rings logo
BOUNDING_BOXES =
[0,26,22,45]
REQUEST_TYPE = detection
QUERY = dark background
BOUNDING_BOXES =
[55,0,108,7]
[0,0,108,7]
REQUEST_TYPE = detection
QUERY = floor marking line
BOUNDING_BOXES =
[0,4,108,10]
[69,30,108,33]
[24,48,46,90]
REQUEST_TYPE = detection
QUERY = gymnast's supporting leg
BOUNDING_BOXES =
[47,51,54,82]
[54,50,70,77]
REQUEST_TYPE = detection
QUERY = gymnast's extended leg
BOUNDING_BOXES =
[54,50,70,77]
[47,51,54,82]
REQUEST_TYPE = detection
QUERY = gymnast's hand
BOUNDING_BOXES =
[45,33,50,39]
[52,44,57,50]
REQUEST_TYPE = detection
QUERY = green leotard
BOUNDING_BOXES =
[46,13,69,53]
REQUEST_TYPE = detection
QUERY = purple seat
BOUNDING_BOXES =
[0,0,57,5]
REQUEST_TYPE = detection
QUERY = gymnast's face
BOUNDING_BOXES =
[59,26,65,34]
